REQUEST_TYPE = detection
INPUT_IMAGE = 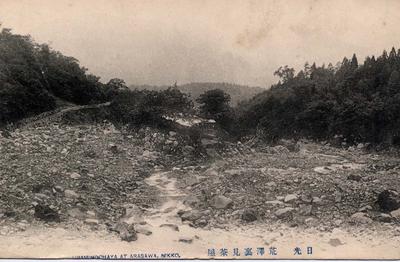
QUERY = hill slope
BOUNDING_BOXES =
[130,82,265,106]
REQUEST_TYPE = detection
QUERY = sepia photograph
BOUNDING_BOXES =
[0,0,400,259]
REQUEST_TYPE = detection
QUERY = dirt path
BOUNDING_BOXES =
[0,171,399,259]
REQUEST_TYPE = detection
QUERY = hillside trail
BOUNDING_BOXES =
[0,170,399,259]
[16,102,111,129]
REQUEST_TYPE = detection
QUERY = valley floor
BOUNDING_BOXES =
[0,122,399,259]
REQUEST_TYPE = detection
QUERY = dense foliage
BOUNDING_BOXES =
[0,27,106,124]
[131,82,264,106]
[239,48,400,145]
[110,87,192,128]
[196,89,237,134]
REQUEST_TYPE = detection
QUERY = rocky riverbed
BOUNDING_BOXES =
[1,121,400,258]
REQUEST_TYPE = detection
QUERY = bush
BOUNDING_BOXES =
[109,88,193,128]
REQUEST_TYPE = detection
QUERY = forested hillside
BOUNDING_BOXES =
[0,28,110,124]
[131,82,264,106]
[239,49,400,145]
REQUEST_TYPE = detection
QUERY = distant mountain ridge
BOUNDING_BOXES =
[129,82,265,106]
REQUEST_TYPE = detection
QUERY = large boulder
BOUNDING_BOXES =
[34,204,60,222]
[390,209,400,219]
[179,210,203,222]
[350,212,373,224]
[275,207,294,218]
[284,194,298,203]
[211,195,233,209]
[241,209,258,222]
[376,190,400,212]
[111,222,137,242]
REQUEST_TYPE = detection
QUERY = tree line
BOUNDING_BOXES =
[236,49,400,146]
[2,26,400,147]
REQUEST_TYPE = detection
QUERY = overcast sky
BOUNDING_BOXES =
[0,0,399,87]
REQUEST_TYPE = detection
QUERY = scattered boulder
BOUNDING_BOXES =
[120,204,144,224]
[109,144,120,154]
[350,212,373,224]
[271,145,290,154]
[390,209,400,219]
[313,166,331,175]
[69,172,81,179]
[312,197,323,205]
[160,224,179,231]
[347,174,362,182]
[241,209,257,222]
[275,207,294,218]
[183,195,200,207]
[64,189,79,199]
[328,238,344,247]
[34,204,60,222]
[376,213,392,223]
[284,194,298,203]
[136,226,152,236]
[179,237,193,244]
[265,200,284,206]
[376,190,400,212]
[85,218,99,225]
[211,195,233,209]
[184,176,199,187]
[179,210,203,222]
[182,145,195,155]
[300,204,313,216]
[112,222,137,242]
[67,208,86,219]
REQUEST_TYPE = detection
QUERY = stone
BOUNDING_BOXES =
[120,204,144,224]
[350,212,373,224]
[304,217,316,226]
[284,194,298,203]
[136,226,152,236]
[179,237,193,244]
[329,238,344,247]
[86,211,96,217]
[201,138,218,147]
[358,205,372,212]
[301,195,313,203]
[390,209,400,219]
[300,204,313,216]
[69,172,81,179]
[241,209,257,222]
[312,197,323,205]
[376,213,392,223]
[211,195,233,209]
[265,200,284,206]
[376,190,400,212]
[179,210,203,222]
[313,166,331,175]
[109,144,119,154]
[67,208,86,219]
[195,219,208,227]
[64,189,79,199]
[204,168,218,176]
[347,174,362,182]
[160,224,179,231]
[85,218,99,225]
[34,204,60,222]
[182,146,195,155]
[183,195,200,207]
[224,169,241,176]
[184,176,199,187]
[112,222,137,242]
[275,207,294,218]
